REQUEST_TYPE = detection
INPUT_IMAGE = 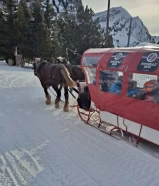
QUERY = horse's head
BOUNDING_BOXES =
[33,58,42,76]
[68,65,85,82]
[75,66,85,81]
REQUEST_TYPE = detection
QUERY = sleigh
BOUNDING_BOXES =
[77,45,159,146]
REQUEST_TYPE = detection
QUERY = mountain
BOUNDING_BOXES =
[94,6,157,47]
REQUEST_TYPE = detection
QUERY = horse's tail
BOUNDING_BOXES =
[60,65,76,88]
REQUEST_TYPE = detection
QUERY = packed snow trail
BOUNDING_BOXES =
[0,61,159,186]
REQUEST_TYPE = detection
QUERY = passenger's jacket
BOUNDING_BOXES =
[109,80,122,94]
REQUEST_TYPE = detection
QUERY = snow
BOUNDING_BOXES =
[1,61,159,186]
[137,42,159,47]
[152,36,159,44]
[53,0,79,14]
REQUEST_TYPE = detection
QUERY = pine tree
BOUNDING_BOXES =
[0,0,18,63]
[55,13,77,57]
[29,0,52,59]
[43,0,55,58]
[20,0,32,58]
[43,0,54,30]
[16,0,30,56]
[54,3,108,64]
[73,5,105,63]
[77,5,105,50]
[5,0,18,47]
[51,17,65,57]
[0,8,10,60]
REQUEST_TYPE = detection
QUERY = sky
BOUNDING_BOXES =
[82,0,159,36]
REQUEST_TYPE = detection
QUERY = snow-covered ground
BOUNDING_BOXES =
[0,61,159,186]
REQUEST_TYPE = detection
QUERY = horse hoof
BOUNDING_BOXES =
[63,105,69,112]
[63,108,69,112]
[55,104,59,108]
[46,99,51,105]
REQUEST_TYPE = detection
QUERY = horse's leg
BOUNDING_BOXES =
[63,86,69,112]
[44,87,51,105]
[40,80,51,105]
[52,85,61,108]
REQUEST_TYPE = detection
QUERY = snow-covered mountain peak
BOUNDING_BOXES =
[94,6,131,23]
[94,6,152,47]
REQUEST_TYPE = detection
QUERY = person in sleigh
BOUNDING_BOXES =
[127,80,139,98]
[109,76,123,94]
[139,80,159,104]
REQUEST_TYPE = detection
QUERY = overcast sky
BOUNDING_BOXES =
[82,0,159,36]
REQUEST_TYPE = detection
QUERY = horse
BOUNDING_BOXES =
[53,57,85,94]
[33,60,76,112]
[56,62,85,95]
[56,63,85,99]
[53,57,85,81]
[65,64,85,82]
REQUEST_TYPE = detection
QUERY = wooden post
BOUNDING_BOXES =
[14,47,17,56]
[106,0,110,43]
[15,55,22,66]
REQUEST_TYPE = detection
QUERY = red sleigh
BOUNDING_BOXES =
[77,45,159,145]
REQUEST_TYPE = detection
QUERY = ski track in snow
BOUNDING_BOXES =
[0,61,159,186]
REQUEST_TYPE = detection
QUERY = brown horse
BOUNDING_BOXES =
[54,63,85,96]
[54,62,85,96]
[54,57,85,81]
[33,60,76,112]
[53,57,85,94]
[65,64,85,82]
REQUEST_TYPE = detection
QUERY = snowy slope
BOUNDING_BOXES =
[1,61,159,186]
[21,0,80,14]
[137,42,159,47]
[94,7,152,47]
[152,36,159,44]
[52,0,81,13]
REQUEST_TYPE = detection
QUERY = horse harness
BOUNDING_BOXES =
[36,62,70,87]
[49,64,65,85]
